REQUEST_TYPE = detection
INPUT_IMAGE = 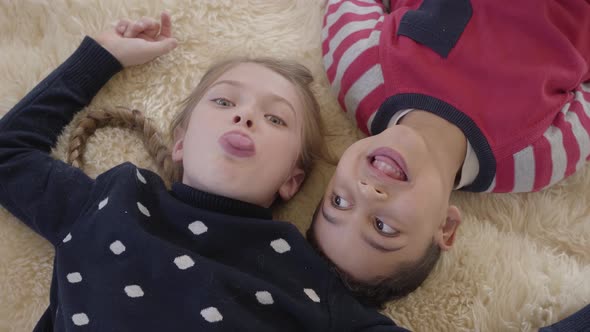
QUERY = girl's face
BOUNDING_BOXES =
[172,63,306,207]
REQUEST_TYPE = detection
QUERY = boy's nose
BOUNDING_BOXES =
[358,180,388,200]
[233,115,253,128]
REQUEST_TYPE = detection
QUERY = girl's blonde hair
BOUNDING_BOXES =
[67,57,325,191]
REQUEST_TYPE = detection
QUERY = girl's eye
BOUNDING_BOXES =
[212,98,235,107]
[265,114,286,126]
[374,217,398,236]
[331,194,352,209]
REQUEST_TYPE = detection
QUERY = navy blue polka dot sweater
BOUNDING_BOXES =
[0,37,408,331]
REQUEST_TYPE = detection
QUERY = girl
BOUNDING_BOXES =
[0,13,406,332]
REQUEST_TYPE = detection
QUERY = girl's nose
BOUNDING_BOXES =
[233,115,253,128]
[358,180,388,200]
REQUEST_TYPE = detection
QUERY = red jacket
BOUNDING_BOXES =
[322,0,590,192]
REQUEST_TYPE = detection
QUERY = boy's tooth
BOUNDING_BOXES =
[372,158,404,180]
[375,160,393,172]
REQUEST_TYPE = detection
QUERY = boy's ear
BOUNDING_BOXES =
[436,205,461,251]
[278,167,306,201]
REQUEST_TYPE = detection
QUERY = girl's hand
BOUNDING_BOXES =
[94,12,178,67]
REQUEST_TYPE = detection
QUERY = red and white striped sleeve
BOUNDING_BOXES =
[322,0,388,134]
[489,83,590,192]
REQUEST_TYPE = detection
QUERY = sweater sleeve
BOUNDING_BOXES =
[539,302,590,332]
[487,81,590,193]
[321,0,388,135]
[0,36,123,246]
[356,326,410,332]
[327,278,411,332]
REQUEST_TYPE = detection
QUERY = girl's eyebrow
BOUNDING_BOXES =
[211,80,296,115]
[210,79,243,90]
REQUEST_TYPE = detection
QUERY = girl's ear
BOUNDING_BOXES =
[278,167,306,201]
[171,128,185,162]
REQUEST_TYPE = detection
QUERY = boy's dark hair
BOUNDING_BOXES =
[306,200,441,309]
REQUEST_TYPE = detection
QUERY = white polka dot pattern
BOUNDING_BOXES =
[72,313,89,326]
[109,240,126,255]
[256,291,274,305]
[53,165,328,328]
[98,197,109,210]
[174,255,195,270]
[200,307,223,323]
[304,288,320,303]
[137,202,150,217]
[136,169,147,184]
[270,238,291,253]
[124,285,144,298]
[67,272,82,283]
[188,220,208,235]
[62,233,72,243]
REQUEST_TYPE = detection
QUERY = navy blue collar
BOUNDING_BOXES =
[171,182,273,220]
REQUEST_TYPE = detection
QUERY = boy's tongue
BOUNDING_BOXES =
[372,155,406,181]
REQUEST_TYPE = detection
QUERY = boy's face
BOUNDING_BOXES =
[172,63,305,207]
[311,125,460,282]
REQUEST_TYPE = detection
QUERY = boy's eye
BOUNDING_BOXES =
[331,194,352,209]
[265,114,286,126]
[212,98,235,107]
[374,217,398,236]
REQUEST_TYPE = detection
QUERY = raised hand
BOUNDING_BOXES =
[94,12,178,67]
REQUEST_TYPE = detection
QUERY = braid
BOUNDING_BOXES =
[67,107,181,184]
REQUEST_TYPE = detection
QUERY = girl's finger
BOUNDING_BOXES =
[136,32,156,42]
[138,16,157,31]
[159,12,172,38]
[151,22,161,35]
[141,18,161,39]
[124,21,145,38]
[115,19,131,35]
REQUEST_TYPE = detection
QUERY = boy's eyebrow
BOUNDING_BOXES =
[321,203,338,224]
[321,204,401,253]
[362,233,401,253]
[210,80,296,115]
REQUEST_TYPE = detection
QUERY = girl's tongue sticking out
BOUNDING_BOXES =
[219,131,256,157]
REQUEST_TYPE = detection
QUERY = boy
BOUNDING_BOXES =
[310,0,590,307]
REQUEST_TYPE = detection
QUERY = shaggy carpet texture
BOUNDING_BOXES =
[1,1,589,331]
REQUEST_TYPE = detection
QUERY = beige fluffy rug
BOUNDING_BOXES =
[1,1,589,331]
